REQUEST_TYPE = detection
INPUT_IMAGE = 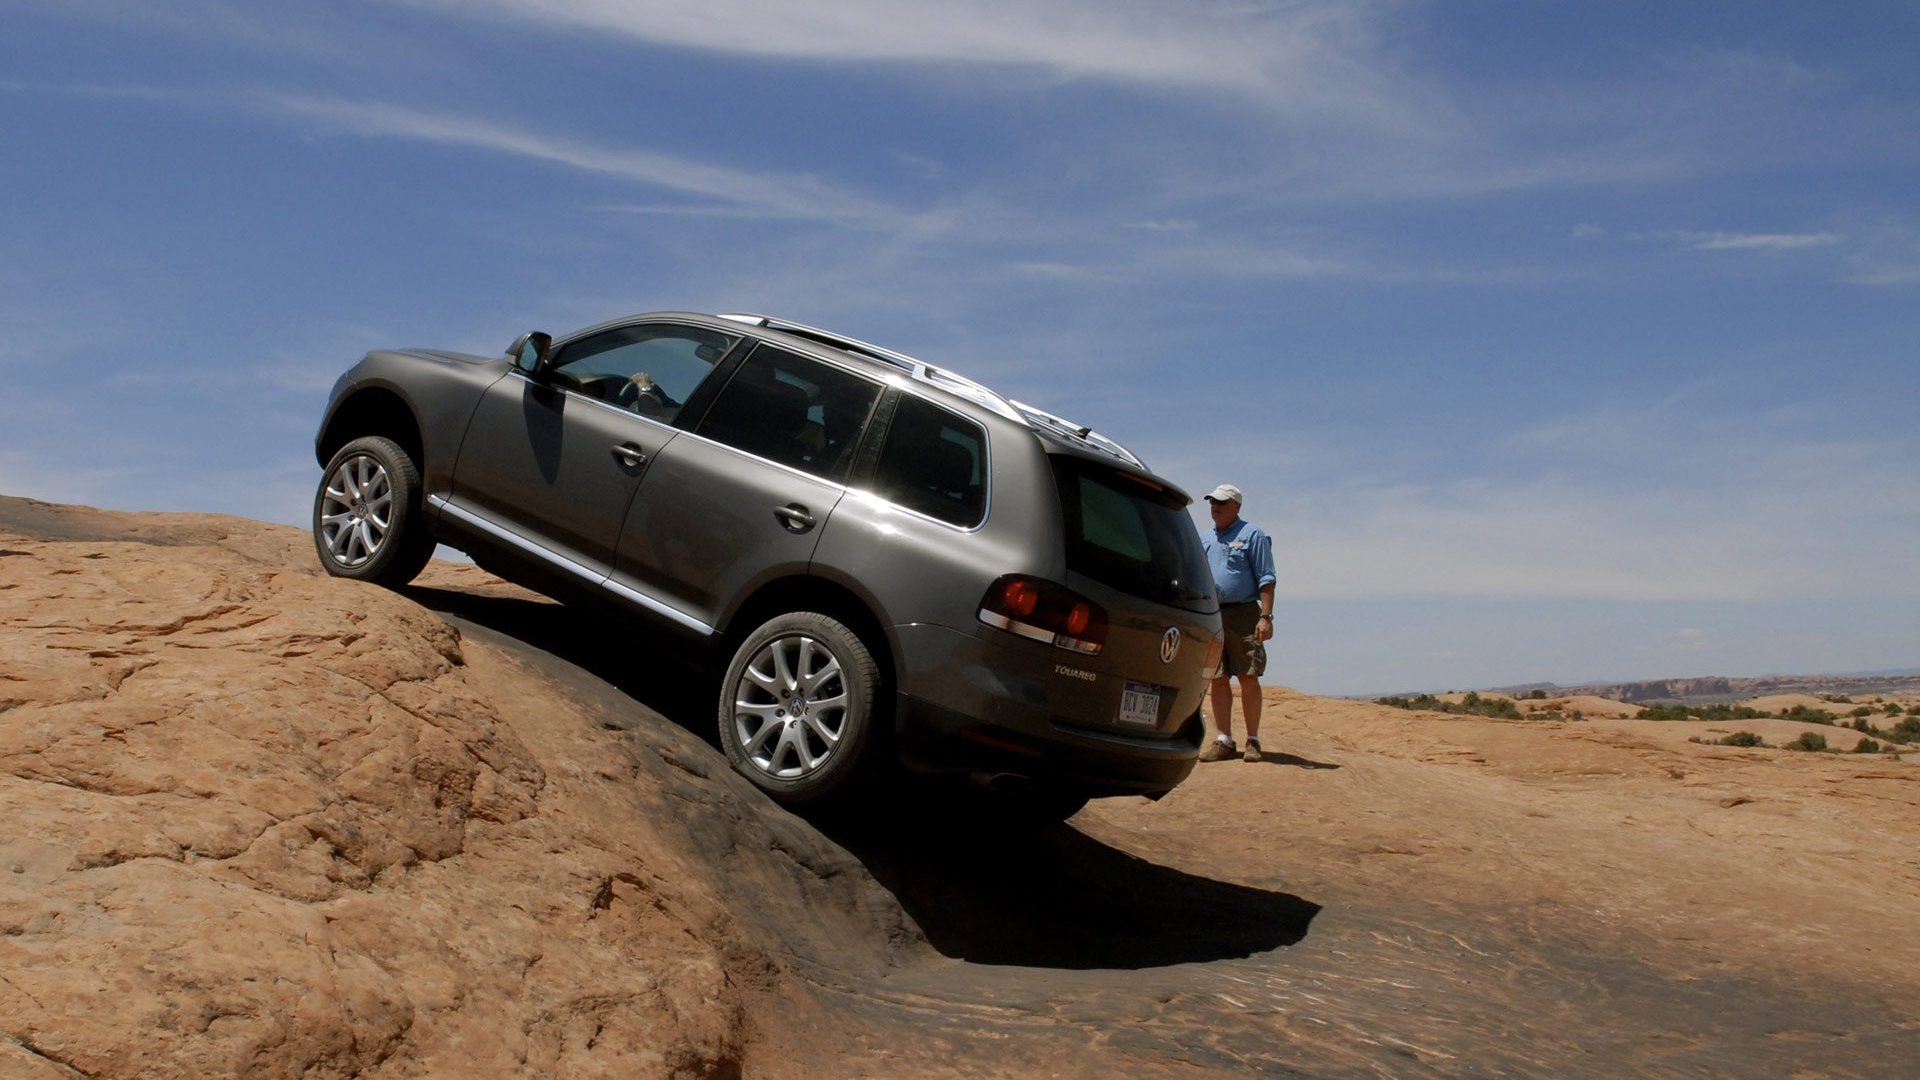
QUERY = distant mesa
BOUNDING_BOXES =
[1487,672,1920,706]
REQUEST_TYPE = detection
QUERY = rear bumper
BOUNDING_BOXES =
[895,693,1202,797]
[888,622,1205,797]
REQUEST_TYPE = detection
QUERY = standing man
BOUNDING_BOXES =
[1199,484,1276,762]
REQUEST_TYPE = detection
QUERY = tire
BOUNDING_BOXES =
[718,612,886,805]
[312,435,435,587]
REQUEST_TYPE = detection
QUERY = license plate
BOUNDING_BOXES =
[1118,682,1161,727]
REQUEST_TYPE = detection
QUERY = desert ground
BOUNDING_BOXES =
[3,496,1917,1077]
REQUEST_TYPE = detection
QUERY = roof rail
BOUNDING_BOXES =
[719,312,1026,422]
[716,311,1146,468]
[1012,401,1145,469]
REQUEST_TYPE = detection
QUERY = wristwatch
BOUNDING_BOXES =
[1257,613,1272,620]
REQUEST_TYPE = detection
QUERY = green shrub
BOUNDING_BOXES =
[1888,703,1905,715]
[1719,731,1765,748]
[1782,705,1837,726]
[1523,689,1549,700]
[1786,732,1829,752]
[1850,706,1874,718]
[1855,737,1882,753]
[1375,693,1523,720]
[1821,694,1854,704]
[1639,703,1771,723]
[1889,717,1920,745]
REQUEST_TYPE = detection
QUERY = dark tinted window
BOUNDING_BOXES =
[1051,458,1215,611]
[696,345,880,481]
[873,395,987,527]
[547,324,737,423]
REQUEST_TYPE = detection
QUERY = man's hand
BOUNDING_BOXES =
[1255,616,1273,643]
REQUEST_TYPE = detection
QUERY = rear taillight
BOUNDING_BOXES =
[977,575,1108,655]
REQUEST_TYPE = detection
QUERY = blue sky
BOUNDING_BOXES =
[4,0,1916,695]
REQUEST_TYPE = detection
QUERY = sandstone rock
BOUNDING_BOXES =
[6,496,1918,1077]
[0,497,917,1078]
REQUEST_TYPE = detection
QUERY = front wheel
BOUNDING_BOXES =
[312,436,435,587]
[718,612,885,805]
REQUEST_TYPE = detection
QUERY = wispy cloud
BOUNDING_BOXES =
[263,95,922,231]
[1609,227,1848,258]
[1689,231,1841,252]
[385,0,1440,131]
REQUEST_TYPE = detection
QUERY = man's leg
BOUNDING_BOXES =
[1209,675,1235,737]
[1200,675,1238,760]
[1239,675,1262,741]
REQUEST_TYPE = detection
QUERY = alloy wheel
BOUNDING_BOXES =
[732,634,850,780]
[318,453,393,568]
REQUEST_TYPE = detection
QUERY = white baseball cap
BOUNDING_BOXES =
[1204,484,1243,504]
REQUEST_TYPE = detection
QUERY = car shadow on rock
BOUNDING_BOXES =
[407,581,1321,970]
[813,789,1321,970]
[405,582,723,741]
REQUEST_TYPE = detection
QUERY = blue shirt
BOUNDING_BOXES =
[1203,518,1276,605]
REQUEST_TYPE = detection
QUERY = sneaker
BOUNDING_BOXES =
[1243,739,1264,763]
[1198,738,1239,762]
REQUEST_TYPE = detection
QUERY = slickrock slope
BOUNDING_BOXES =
[0,498,915,1078]
[5,495,1918,1078]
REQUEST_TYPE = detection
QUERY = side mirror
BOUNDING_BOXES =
[508,331,553,376]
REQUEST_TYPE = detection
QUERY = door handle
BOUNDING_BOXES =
[773,504,816,532]
[611,443,648,467]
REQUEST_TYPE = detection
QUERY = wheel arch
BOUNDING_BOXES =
[316,385,426,472]
[721,575,898,694]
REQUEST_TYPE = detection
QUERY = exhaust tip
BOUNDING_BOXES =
[969,771,1035,793]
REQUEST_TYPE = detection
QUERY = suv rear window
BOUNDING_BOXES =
[1051,458,1216,612]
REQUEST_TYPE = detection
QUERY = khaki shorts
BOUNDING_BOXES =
[1219,602,1267,678]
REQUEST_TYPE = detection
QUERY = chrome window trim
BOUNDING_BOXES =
[428,495,715,637]
[842,487,990,535]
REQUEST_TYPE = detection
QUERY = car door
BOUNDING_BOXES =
[612,342,882,630]
[448,321,741,575]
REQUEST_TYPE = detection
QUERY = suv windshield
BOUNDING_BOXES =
[1050,457,1216,612]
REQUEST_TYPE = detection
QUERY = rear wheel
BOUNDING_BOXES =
[313,436,435,587]
[719,612,885,805]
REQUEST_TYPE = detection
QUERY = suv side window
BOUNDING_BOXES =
[696,344,880,482]
[872,395,987,527]
[546,324,739,423]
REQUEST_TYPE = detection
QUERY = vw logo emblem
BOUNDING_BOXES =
[1160,627,1181,664]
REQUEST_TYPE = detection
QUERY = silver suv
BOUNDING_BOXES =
[312,312,1222,815]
